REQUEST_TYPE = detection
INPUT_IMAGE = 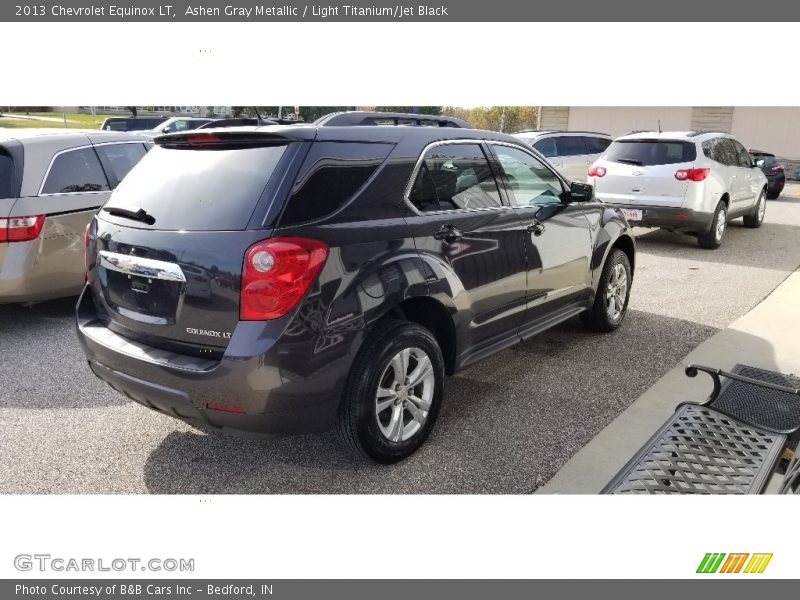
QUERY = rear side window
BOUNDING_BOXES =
[584,136,611,154]
[556,136,588,156]
[41,147,110,194]
[702,138,737,166]
[0,148,14,199]
[604,140,696,166]
[280,142,393,226]
[102,144,288,231]
[532,138,557,158]
[95,143,148,188]
[408,143,502,212]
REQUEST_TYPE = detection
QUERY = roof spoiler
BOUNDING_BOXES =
[154,130,299,149]
[314,111,471,128]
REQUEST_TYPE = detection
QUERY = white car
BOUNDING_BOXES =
[587,131,769,249]
[512,130,612,182]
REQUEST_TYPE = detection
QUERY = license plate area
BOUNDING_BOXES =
[621,208,643,222]
[104,270,182,325]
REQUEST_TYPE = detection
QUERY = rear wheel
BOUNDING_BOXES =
[697,201,727,249]
[743,190,766,228]
[336,319,445,464]
[581,248,631,332]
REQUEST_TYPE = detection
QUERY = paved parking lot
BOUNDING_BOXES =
[2,187,800,494]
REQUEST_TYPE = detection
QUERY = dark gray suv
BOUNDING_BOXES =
[76,112,635,463]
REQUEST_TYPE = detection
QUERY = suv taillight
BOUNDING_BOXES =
[240,237,329,321]
[0,215,45,242]
[675,168,709,182]
[771,164,784,173]
[588,165,606,177]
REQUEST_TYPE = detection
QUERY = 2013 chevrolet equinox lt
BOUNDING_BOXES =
[76,112,636,463]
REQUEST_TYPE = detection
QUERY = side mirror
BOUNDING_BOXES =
[569,181,594,203]
[755,159,765,168]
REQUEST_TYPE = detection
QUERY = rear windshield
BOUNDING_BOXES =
[0,148,14,199]
[102,144,288,230]
[604,140,696,166]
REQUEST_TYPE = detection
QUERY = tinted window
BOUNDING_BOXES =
[0,148,14,199]
[280,142,393,225]
[102,144,287,231]
[41,147,110,194]
[584,136,611,154]
[408,143,501,212]
[532,138,557,158]
[556,136,588,156]
[95,143,147,187]
[605,140,696,166]
[731,140,752,168]
[490,144,563,207]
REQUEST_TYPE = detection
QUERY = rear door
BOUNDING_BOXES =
[555,135,592,182]
[730,138,759,213]
[593,139,697,207]
[89,134,304,349]
[486,142,593,329]
[405,141,528,355]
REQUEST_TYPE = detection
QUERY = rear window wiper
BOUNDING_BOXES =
[102,206,156,225]
[615,158,643,165]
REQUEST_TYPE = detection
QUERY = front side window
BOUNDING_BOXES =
[408,143,502,212]
[490,144,564,207]
[532,137,557,158]
[731,140,752,168]
[95,143,147,188]
[41,147,110,194]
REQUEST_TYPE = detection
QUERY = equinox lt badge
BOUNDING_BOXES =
[186,327,231,339]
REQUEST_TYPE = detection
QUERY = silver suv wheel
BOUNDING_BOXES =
[714,206,727,242]
[375,347,435,442]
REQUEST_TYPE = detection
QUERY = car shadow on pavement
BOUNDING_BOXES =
[142,309,718,494]
[634,221,800,271]
[0,296,130,409]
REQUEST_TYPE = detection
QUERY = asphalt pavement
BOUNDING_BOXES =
[2,186,799,493]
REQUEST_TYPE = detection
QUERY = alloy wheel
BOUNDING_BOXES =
[715,208,727,242]
[375,347,435,442]
[605,263,628,322]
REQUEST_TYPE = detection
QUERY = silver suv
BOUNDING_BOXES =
[512,130,612,182]
[0,129,150,303]
[587,131,769,249]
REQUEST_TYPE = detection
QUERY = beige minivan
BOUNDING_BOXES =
[0,129,150,303]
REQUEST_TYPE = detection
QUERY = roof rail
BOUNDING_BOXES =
[513,129,611,136]
[314,111,471,128]
[686,130,731,137]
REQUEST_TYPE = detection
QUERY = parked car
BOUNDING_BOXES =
[0,129,150,303]
[100,116,169,132]
[512,130,612,182]
[587,131,769,249]
[149,117,216,135]
[749,149,785,199]
[76,114,635,463]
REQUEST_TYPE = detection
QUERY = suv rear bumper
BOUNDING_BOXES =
[610,204,712,232]
[75,286,357,437]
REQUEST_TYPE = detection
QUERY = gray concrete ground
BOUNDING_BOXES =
[2,185,800,494]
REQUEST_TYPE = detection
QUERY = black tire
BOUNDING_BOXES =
[336,318,445,464]
[581,248,632,332]
[743,190,766,228]
[697,200,727,249]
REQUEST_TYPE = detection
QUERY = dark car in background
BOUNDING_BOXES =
[749,149,785,199]
[76,112,635,463]
[100,116,169,132]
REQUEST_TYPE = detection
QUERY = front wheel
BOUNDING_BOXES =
[336,319,445,464]
[581,248,632,332]
[697,201,727,249]
[743,190,766,228]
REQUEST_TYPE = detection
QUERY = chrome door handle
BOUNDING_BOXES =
[433,225,463,243]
